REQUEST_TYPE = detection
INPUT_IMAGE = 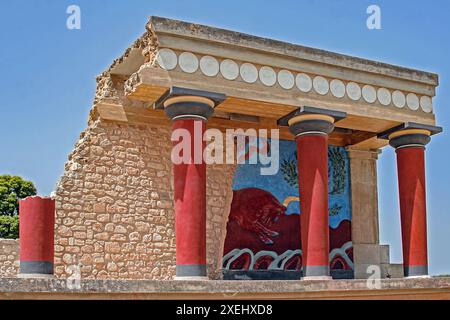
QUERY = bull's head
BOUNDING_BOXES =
[259,204,286,227]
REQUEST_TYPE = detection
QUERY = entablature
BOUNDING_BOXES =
[93,16,441,150]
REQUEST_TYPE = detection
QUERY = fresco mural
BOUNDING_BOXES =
[222,139,353,278]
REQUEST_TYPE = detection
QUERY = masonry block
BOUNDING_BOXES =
[353,244,381,265]
[379,245,390,264]
[354,264,381,279]
[381,264,404,279]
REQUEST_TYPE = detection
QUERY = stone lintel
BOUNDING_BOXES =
[124,63,437,134]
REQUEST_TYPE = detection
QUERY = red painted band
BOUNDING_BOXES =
[172,120,207,266]
[19,197,55,262]
[296,134,330,269]
[396,147,428,269]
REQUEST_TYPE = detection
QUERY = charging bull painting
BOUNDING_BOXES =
[222,139,353,279]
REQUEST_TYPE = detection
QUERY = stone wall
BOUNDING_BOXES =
[206,164,235,279]
[0,239,19,277]
[54,118,235,280]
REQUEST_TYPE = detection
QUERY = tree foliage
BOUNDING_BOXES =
[0,175,37,216]
[0,215,19,239]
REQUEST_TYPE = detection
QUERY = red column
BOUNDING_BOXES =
[296,134,331,278]
[19,196,55,277]
[396,146,428,276]
[389,129,432,277]
[172,119,207,279]
[159,88,225,280]
[285,112,337,279]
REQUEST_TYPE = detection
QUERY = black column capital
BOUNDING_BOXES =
[278,106,347,137]
[378,122,443,150]
[389,130,431,150]
[154,87,226,121]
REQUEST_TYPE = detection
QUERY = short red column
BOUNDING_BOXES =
[390,129,432,277]
[158,88,225,280]
[172,119,207,279]
[19,196,55,277]
[288,113,337,279]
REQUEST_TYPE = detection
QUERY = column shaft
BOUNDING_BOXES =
[297,134,330,277]
[396,146,428,276]
[173,119,207,278]
[158,88,225,280]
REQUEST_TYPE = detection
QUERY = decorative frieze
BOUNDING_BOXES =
[156,48,433,113]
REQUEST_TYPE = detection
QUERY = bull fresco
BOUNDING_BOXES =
[222,139,353,279]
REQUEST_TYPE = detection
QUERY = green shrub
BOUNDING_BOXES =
[0,215,19,239]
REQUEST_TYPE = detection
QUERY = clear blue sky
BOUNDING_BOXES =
[0,0,449,275]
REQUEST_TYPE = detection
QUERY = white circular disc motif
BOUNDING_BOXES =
[313,76,329,95]
[406,93,420,110]
[420,96,433,113]
[156,48,177,70]
[220,59,239,80]
[362,85,377,103]
[296,73,312,93]
[178,52,199,73]
[240,63,258,83]
[392,91,406,108]
[377,88,392,106]
[330,79,345,98]
[277,70,295,90]
[259,66,277,87]
[199,56,219,77]
[346,82,362,101]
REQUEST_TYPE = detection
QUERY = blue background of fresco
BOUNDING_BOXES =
[232,139,351,229]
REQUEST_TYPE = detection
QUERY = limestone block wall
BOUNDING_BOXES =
[54,118,235,280]
[0,239,19,277]
[206,164,235,280]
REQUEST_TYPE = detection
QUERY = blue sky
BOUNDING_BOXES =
[0,0,449,275]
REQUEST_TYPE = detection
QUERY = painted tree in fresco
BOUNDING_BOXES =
[280,154,298,188]
[280,148,348,217]
[328,148,347,195]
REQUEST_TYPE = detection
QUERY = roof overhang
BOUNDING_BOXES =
[95,16,441,149]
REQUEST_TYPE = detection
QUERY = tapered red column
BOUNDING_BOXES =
[288,113,337,279]
[172,119,208,279]
[389,129,431,277]
[19,196,55,278]
[156,87,225,280]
